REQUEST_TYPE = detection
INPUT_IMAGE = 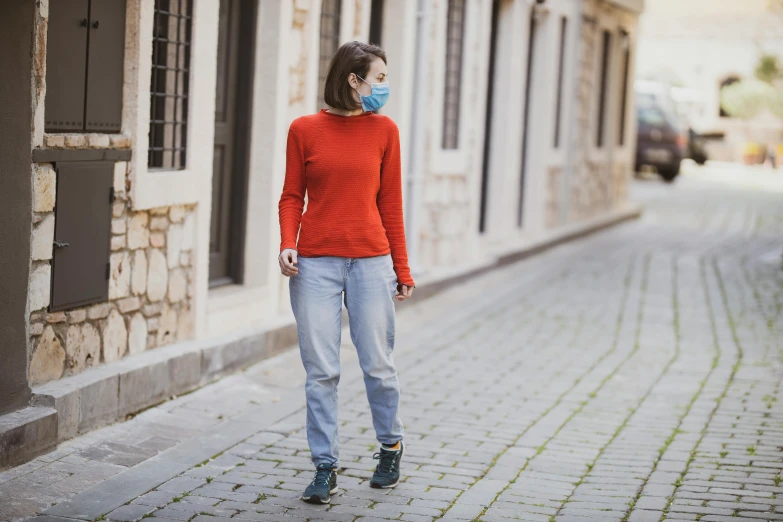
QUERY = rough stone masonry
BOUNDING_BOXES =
[28,156,196,387]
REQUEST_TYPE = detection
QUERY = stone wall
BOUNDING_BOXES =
[28,151,196,386]
[568,0,636,223]
[26,0,196,387]
[569,0,602,223]
[611,160,629,205]
[546,166,564,229]
[419,175,472,266]
[289,0,311,109]
[417,0,483,269]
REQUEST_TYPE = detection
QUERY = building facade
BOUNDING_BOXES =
[0,0,642,461]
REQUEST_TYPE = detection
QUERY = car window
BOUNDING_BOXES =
[636,90,681,128]
[638,107,668,126]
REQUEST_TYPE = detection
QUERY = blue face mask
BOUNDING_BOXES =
[356,75,390,112]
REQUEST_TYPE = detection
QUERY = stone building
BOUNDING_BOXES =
[0,0,642,466]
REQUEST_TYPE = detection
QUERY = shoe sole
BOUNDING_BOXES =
[370,478,399,489]
[301,486,339,504]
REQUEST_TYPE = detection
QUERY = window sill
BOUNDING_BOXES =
[131,168,200,209]
[32,148,132,163]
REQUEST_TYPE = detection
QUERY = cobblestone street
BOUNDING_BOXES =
[3,166,783,522]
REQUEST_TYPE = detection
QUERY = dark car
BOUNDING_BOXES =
[634,94,687,182]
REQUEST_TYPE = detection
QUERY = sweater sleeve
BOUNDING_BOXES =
[278,125,306,252]
[377,122,415,287]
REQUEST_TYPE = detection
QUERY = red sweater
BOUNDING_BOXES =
[278,109,414,287]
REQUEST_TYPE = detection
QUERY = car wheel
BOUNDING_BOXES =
[659,167,679,183]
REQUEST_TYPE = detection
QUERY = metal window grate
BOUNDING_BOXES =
[318,0,342,109]
[553,16,567,148]
[148,0,193,169]
[596,30,611,148]
[442,0,466,150]
[618,35,631,146]
[369,0,384,45]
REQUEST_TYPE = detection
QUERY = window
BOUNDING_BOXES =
[617,32,631,146]
[45,0,126,133]
[638,107,670,126]
[518,7,536,227]
[318,0,342,109]
[442,0,467,150]
[148,0,194,169]
[369,0,384,45]
[553,16,567,148]
[479,0,501,234]
[595,30,611,147]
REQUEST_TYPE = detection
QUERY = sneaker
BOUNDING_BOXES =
[301,463,338,504]
[370,441,404,488]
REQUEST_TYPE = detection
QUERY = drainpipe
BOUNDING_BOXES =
[405,0,429,278]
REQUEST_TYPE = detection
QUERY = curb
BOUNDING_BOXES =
[0,322,297,470]
[406,205,641,303]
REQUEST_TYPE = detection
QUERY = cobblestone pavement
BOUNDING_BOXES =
[3,168,783,522]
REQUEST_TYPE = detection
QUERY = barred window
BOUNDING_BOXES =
[318,0,342,109]
[442,0,466,150]
[596,30,611,148]
[553,17,567,148]
[148,0,193,169]
[618,33,631,146]
[369,0,384,46]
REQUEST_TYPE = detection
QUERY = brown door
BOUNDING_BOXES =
[210,0,256,286]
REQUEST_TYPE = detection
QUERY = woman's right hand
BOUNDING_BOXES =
[278,249,299,277]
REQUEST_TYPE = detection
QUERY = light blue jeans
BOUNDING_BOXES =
[289,254,404,468]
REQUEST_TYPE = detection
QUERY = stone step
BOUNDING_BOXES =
[0,406,57,469]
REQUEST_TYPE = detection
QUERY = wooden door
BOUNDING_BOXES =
[210,0,255,286]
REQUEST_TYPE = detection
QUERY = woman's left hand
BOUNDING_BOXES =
[395,284,414,301]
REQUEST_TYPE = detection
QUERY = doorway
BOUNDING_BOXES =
[210,0,256,286]
[479,0,501,233]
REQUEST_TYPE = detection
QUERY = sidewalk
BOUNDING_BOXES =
[3,173,783,522]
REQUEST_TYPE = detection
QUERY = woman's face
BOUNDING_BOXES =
[351,57,387,99]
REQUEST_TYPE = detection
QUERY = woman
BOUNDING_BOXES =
[277,41,415,505]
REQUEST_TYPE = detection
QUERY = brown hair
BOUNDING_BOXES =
[324,41,387,111]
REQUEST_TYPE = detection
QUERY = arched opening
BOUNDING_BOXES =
[719,75,741,117]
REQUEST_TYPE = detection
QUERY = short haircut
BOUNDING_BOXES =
[324,41,387,111]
